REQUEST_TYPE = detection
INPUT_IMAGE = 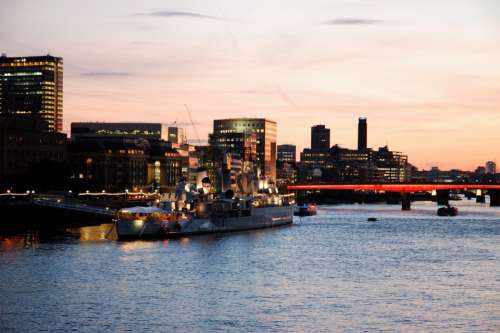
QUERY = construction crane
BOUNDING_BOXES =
[184,104,200,144]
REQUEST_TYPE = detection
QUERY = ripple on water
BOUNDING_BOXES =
[1,201,500,332]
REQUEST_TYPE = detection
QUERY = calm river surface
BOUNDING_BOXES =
[1,200,500,332]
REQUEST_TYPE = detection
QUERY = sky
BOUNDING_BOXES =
[1,0,499,170]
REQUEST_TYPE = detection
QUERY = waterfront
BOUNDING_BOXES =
[1,200,499,332]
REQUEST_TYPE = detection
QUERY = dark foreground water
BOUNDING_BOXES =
[1,200,499,332]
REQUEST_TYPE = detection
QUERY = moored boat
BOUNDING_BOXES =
[115,195,294,240]
[437,205,458,217]
[294,203,317,217]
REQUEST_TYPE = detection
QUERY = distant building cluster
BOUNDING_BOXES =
[410,161,498,184]
[67,124,189,192]
[0,54,498,192]
[297,118,409,184]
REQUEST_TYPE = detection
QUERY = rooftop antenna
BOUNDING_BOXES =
[184,104,200,144]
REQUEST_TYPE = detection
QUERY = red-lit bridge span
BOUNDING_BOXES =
[287,183,500,210]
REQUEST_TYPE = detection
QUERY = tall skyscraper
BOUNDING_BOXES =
[0,54,63,132]
[212,118,277,181]
[311,125,330,152]
[277,144,296,163]
[358,117,367,151]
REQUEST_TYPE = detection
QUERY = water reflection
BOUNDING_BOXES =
[67,223,116,241]
[1,201,499,332]
[0,235,37,252]
[0,224,116,252]
[119,240,157,252]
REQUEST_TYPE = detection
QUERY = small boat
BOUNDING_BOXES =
[294,203,317,217]
[367,217,377,222]
[437,205,458,217]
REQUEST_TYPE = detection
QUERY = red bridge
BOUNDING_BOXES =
[287,183,500,210]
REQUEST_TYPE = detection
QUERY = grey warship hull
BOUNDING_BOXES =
[116,205,294,240]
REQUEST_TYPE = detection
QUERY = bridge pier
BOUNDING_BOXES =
[401,193,411,211]
[490,190,500,207]
[436,190,450,206]
[476,189,486,203]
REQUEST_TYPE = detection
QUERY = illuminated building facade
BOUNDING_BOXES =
[0,54,63,132]
[277,144,296,163]
[167,127,187,146]
[148,140,183,192]
[68,137,148,192]
[330,145,373,183]
[372,146,408,183]
[212,118,276,181]
[277,144,297,189]
[71,122,168,141]
[209,132,257,162]
[300,149,333,168]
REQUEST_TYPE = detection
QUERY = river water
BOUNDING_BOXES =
[1,200,499,332]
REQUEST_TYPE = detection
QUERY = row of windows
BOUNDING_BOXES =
[0,72,43,77]
[216,122,264,129]
[1,81,44,86]
[106,149,145,155]
[1,61,60,66]
[94,129,161,136]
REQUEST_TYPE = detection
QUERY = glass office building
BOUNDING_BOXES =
[0,54,63,132]
[212,118,277,181]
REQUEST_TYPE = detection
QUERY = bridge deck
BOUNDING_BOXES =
[288,184,500,193]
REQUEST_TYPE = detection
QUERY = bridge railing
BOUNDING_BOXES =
[32,198,116,216]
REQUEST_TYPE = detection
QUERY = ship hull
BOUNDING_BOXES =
[116,206,294,240]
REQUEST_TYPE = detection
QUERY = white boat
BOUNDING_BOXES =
[115,197,294,240]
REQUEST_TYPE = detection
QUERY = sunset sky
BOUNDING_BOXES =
[2,0,499,170]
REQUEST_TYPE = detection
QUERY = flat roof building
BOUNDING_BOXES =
[278,144,296,163]
[212,118,277,181]
[71,122,169,141]
[0,115,67,179]
[311,125,330,152]
[0,54,63,132]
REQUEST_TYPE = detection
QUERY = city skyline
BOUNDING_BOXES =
[2,0,499,169]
